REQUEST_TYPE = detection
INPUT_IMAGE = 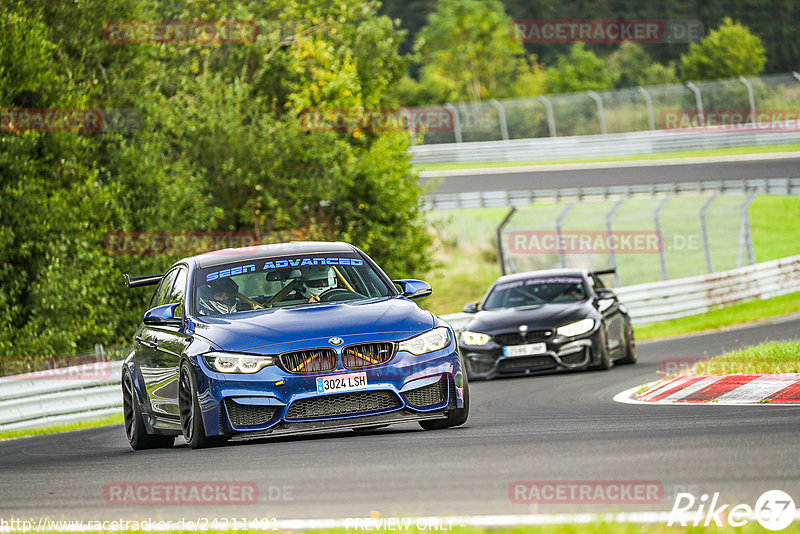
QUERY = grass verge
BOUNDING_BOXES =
[690,340,800,375]
[0,412,123,441]
[634,291,800,341]
[414,143,800,172]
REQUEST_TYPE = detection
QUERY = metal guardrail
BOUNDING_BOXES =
[0,361,122,431]
[424,178,800,210]
[614,254,800,323]
[440,254,800,329]
[410,128,800,165]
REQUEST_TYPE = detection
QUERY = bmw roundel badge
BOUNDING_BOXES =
[329,337,344,346]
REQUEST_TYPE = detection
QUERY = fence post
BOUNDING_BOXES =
[588,91,608,135]
[654,195,673,280]
[793,72,800,83]
[637,86,656,131]
[699,194,718,273]
[444,103,462,143]
[738,192,758,267]
[738,76,757,125]
[537,95,556,137]
[686,82,705,126]
[496,207,517,275]
[555,202,577,268]
[489,99,509,141]
[605,199,625,286]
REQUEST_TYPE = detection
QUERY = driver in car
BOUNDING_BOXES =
[296,266,337,303]
[197,277,240,315]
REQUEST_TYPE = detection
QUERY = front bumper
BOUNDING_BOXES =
[190,344,464,437]
[460,329,603,380]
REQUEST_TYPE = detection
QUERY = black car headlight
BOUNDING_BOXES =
[203,352,275,374]
[556,318,595,338]
[398,327,451,355]
[460,331,492,346]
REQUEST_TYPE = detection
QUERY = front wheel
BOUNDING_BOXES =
[179,361,227,449]
[617,322,637,365]
[122,369,174,450]
[419,376,470,430]
[594,327,613,371]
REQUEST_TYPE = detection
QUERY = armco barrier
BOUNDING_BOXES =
[0,360,123,431]
[440,254,800,328]
[410,128,800,165]
[614,254,800,323]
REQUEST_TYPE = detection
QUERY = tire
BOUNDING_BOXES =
[419,375,470,430]
[179,361,227,449]
[122,369,174,450]
[617,322,638,365]
[594,327,613,371]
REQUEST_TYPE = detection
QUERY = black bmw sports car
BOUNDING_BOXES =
[458,268,636,379]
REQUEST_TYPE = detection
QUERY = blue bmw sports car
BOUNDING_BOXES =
[122,241,469,449]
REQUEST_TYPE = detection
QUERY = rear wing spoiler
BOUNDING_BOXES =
[590,268,616,276]
[124,273,164,295]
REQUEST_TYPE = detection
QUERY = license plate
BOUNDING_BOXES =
[503,343,547,357]
[316,372,368,394]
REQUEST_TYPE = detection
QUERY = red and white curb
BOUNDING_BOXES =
[615,374,800,405]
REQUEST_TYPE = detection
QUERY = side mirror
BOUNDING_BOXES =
[462,301,479,313]
[393,279,432,300]
[143,303,183,326]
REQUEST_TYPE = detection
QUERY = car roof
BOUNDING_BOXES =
[492,268,589,286]
[190,241,358,268]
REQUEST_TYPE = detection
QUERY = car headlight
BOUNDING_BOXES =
[203,352,275,374]
[460,331,491,346]
[398,327,451,355]
[556,318,596,338]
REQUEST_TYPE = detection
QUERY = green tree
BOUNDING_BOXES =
[0,0,434,360]
[413,0,539,103]
[543,43,618,94]
[680,18,766,81]
[606,42,677,88]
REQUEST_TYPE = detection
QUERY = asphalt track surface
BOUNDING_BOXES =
[1,316,799,522]
[418,154,800,194]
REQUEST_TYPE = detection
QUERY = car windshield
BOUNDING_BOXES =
[193,253,394,316]
[482,276,587,310]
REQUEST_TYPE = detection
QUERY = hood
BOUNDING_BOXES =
[190,297,434,353]
[465,302,598,333]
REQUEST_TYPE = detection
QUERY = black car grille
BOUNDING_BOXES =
[403,378,448,408]
[279,349,337,373]
[494,330,553,346]
[224,399,276,427]
[497,355,555,371]
[285,391,401,420]
[342,343,396,369]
